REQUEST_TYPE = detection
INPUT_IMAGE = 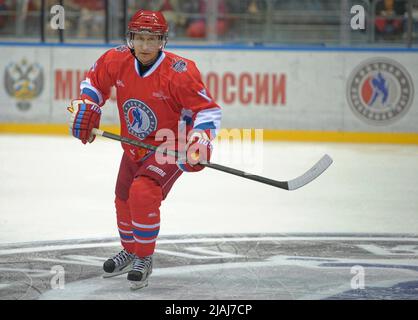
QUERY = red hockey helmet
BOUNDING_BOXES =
[127,10,169,49]
[128,10,168,34]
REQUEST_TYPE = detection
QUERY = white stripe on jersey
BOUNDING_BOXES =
[193,107,222,137]
[197,89,212,102]
[80,78,104,105]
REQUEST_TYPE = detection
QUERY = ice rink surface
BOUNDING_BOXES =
[0,134,417,300]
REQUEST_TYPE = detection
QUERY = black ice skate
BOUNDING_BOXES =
[102,249,134,278]
[127,255,153,290]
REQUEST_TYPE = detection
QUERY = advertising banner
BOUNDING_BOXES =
[0,45,417,134]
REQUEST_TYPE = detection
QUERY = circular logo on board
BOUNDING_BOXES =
[123,99,157,140]
[346,58,414,125]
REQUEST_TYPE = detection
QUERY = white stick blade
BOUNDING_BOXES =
[287,154,333,191]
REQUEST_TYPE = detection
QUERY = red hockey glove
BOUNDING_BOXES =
[177,130,213,172]
[68,99,102,144]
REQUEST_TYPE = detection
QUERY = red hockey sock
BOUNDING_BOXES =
[115,197,135,253]
[128,176,163,257]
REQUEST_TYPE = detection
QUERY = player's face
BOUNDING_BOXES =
[132,33,162,65]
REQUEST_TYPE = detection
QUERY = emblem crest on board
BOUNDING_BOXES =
[4,58,44,111]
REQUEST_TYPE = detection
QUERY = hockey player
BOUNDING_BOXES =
[68,9,221,290]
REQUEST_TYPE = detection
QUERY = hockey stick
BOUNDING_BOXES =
[91,128,333,191]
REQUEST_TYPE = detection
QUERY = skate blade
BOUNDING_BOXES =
[129,280,148,291]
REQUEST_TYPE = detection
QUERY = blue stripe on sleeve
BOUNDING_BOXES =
[194,121,216,130]
[81,88,100,104]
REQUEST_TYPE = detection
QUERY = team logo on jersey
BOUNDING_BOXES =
[123,99,157,140]
[116,79,125,88]
[152,90,169,100]
[346,58,414,125]
[172,59,187,73]
[114,45,129,52]
[146,164,166,177]
[4,58,44,111]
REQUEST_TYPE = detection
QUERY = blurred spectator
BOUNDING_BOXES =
[412,1,418,38]
[242,0,267,28]
[0,0,8,29]
[185,0,229,38]
[157,0,180,37]
[274,0,324,11]
[8,0,40,37]
[72,0,105,38]
[247,0,259,14]
[245,0,267,24]
[403,0,418,39]
[375,0,406,41]
[245,0,267,14]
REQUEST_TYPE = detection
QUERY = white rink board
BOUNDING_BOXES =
[0,45,417,132]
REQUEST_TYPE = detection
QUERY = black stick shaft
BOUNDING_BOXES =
[92,128,290,190]
[204,162,288,189]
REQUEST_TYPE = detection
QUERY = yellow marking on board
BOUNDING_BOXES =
[0,124,418,145]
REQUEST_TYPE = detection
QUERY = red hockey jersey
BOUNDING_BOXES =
[80,45,222,161]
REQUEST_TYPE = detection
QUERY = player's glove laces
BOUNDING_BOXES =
[177,130,213,172]
[68,99,102,144]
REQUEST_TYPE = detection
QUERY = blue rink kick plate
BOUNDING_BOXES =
[0,233,417,300]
